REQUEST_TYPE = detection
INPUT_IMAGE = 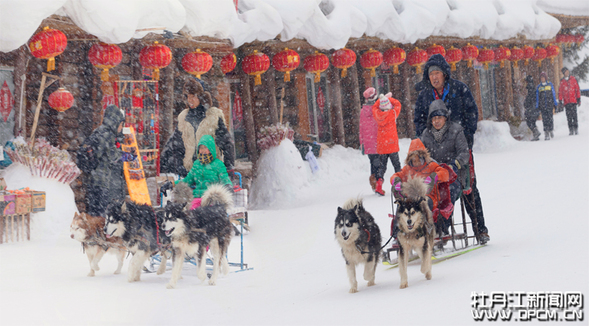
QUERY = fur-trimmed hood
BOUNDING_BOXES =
[404,139,433,167]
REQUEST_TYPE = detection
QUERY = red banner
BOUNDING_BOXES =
[0,81,14,123]
[317,86,325,114]
[233,90,243,122]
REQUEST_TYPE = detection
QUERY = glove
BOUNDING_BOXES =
[578,98,581,106]
[160,181,174,196]
[121,152,136,162]
[424,173,438,195]
[455,159,461,170]
[392,177,403,199]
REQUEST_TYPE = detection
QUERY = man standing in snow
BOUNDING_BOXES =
[414,54,489,244]
[558,67,581,135]
[536,72,558,140]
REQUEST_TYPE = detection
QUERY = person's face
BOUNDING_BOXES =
[198,145,210,155]
[411,155,423,167]
[541,76,546,83]
[431,116,447,130]
[186,93,200,108]
[429,70,445,91]
[564,70,570,78]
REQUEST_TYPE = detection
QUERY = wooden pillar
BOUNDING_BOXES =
[511,62,525,118]
[13,46,28,137]
[159,64,174,147]
[293,72,310,141]
[328,66,345,146]
[347,64,361,148]
[265,68,279,125]
[362,69,372,89]
[495,66,508,122]
[240,70,258,164]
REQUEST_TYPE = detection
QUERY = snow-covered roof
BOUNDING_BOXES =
[0,0,581,53]
[537,0,589,17]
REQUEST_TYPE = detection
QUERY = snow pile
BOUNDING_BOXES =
[0,0,568,53]
[473,120,519,153]
[249,139,310,209]
[2,163,78,241]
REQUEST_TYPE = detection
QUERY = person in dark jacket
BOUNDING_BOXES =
[161,78,235,178]
[81,105,127,216]
[420,100,470,235]
[414,53,489,244]
[558,67,581,135]
[523,75,541,141]
[536,72,558,140]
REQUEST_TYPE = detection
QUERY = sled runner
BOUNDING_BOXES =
[383,163,482,265]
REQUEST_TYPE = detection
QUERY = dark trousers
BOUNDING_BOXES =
[565,103,578,130]
[524,108,539,131]
[539,105,554,132]
[462,152,488,235]
[373,152,401,179]
[367,154,383,177]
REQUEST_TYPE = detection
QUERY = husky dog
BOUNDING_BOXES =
[104,201,170,282]
[395,176,436,289]
[335,198,382,293]
[162,184,234,289]
[70,212,126,276]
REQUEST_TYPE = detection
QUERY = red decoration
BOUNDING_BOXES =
[426,44,446,58]
[509,46,524,68]
[303,51,329,82]
[477,47,495,70]
[574,34,585,45]
[555,34,568,45]
[494,45,511,68]
[545,44,559,63]
[461,43,479,68]
[28,26,67,72]
[407,47,428,74]
[242,50,270,86]
[532,47,547,67]
[138,41,172,80]
[523,45,534,66]
[272,48,300,82]
[445,46,462,71]
[331,48,356,78]
[181,48,213,79]
[383,47,406,74]
[48,88,74,112]
[88,43,122,81]
[220,53,237,74]
[359,48,383,77]
[565,34,576,45]
[0,81,14,122]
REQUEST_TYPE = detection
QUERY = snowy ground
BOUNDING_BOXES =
[1,101,588,326]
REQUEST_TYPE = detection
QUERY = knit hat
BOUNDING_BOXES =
[408,138,426,153]
[363,87,377,100]
[428,99,449,119]
[378,93,393,110]
[428,65,443,75]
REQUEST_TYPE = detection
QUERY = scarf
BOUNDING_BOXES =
[198,153,213,165]
[431,123,449,143]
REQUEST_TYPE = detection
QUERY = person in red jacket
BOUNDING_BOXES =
[372,93,402,196]
[558,67,582,135]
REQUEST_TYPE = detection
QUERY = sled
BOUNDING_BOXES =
[383,162,482,265]
[121,127,151,206]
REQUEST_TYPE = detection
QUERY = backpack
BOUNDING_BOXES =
[76,136,99,173]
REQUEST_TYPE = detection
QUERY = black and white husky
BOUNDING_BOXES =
[335,198,382,293]
[162,184,234,289]
[104,201,170,282]
[395,176,435,289]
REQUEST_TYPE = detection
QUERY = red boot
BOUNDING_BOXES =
[375,178,385,196]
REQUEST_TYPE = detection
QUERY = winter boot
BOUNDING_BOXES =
[574,128,578,135]
[479,232,490,245]
[544,131,550,140]
[369,174,377,191]
[550,130,554,138]
[375,178,385,196]
[531,128,541,141]
[569,128,574,136]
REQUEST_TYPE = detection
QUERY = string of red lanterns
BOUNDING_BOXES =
[383,47,405,74]
[181,48,213,79]
[359,48,383,77]
[28,26,68,72]
[88,43,122,81]
[272,48,300,82]
[331,48,356,78]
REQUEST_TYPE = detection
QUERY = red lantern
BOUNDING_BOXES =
[532,47,547,67]
[272,48,300,82]
[426,44,446,58]
[181,49,213,79]
[383,47,406,74]
[88,43,122,81]
[523,45,534,66]
[331,48,356,78]
[28,26,67,72]
[303,51,330,82]
[494,45,511,68]
[139,41,172,80]
[359,48,383,77]
[545,44,559,64]
[461,43,479,68]
[48,87,74,112]
[242,50,270,86]
[565,34,576,45]
[220,53,237,74]
[574,34,585,45]
[407,47,428,74]
[477,47,495,70]
[445,46,462,71]
[555,34,568,45]
[509,46,524,68]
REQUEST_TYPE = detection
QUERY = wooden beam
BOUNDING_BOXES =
[265,68,279,125]
[347,63,361,148]
[328,66,345,145]
[240,70,258,164]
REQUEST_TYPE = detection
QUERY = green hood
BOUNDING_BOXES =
[198,135,217,160]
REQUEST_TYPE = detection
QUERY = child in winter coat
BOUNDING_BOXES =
[371,92,402,196]
[176,134,233,209]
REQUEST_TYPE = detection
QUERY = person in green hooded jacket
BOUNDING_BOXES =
[176,134,232,209]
